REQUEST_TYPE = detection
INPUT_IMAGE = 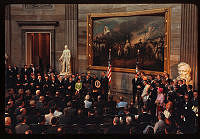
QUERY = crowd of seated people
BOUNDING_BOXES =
[5,64,198,134]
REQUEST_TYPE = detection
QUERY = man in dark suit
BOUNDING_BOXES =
[15,74,23,90]
[15,115,30,134]
[21,65,29,78]
[57,76,65,94]
[178,80,187,96]
[22,75,30,91]
[35,75,44,93]
[7,65,15,89]
[132,74,142,104]
[29,74,37,94]
[100,72,109,101]
[164,73,172,85]
[43,75,51,93]
[181,94,193,115]
[148,84,157,121]
[137,106,153,131]
[35,65,41,76]
[106,117,123,134]
[62,74,69,92]
[186,85,193,101]
[50,76,58,96]
[59,101,76,126]
[30,115,47,134]
[28,64,36,76]
[181,79,188,93]
[12,64,19,78]
[66,77,75,97]
[45,117,60,134]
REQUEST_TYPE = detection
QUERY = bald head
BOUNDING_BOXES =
[113,117,120,125]
[5,117,11,126]
[36,90,41,96]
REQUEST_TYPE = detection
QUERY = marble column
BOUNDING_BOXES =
[180,4,198,89]
[64,4,78,73]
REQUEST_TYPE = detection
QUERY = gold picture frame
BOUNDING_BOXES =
[87,8,171,75]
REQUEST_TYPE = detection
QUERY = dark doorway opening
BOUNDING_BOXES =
[26,33,50,73]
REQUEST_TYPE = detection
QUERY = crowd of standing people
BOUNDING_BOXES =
[5,64,198,134]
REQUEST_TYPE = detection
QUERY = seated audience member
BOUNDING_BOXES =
[26,100,38,124]
[59,101,76,126]
[57,127,64,134]
[30,115,47,134]
[116,96,128,108]
[33,90,41,102]
[45,117,60,134]
[84,95,92,109]
[164,125,176,134]
[53,106,63,117]
[84,108,100,134]
[106,95,117,115]
[4,64,198,134]
[154,112,166,134]
[15,115,30,134]
[5,116,15,134]
[74,109,87,126]
[93,95,104,116]
[35,75,43,91]
[107,117,122,134]
[124,116,133,134]
[45,108,54,125]
[25,130,32,134]
[75,79,82,95]
[128,101,138,115]
[143,125,154,134]
[137,106,153,131]
[14,100,25,116]
[36,96,45,111]
[22,75,30,91]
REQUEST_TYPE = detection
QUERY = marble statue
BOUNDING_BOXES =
[5,53,8,65]
[176,62,193,85]
[59,45,71,75]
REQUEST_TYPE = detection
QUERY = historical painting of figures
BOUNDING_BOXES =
[87,8,171,74]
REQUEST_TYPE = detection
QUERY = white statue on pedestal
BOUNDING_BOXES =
[5,53,8,65]
[59,45,71,75]
[176,62,193,85]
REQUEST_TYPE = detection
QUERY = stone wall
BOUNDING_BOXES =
[78,4,182,94]
[6,4,182,94]
[9,4,66,71]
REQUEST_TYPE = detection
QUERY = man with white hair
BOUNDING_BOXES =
[84,94,92,109]
[126,116,132,125]
[123,116,133,134]
[34,90,41,101]
[5,116,14,133]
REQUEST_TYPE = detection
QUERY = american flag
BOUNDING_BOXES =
[107,49,112,85]
[107,61,112,85]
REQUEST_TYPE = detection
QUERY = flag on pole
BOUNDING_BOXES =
[107,61,111,85]
[107,48,112,85]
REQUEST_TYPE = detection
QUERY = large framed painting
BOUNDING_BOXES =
[87,8,171,74]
